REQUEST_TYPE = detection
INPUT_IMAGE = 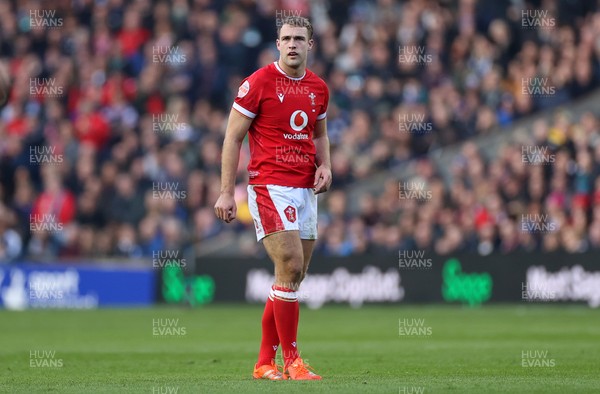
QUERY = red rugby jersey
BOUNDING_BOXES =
[233,62,329,188]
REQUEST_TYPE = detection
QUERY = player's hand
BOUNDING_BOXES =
[313,165,332,195]
[214,193,237,223]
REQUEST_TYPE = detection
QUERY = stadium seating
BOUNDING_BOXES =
[1,0,599,260]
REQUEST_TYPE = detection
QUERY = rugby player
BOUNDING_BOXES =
[214,16,331,381]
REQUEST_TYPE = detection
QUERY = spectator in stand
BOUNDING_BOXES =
[0,204,22,262]
[30,168,76,229]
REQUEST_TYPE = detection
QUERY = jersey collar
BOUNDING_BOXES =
[274,61,306,80]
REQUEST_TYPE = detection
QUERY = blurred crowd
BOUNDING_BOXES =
[1,0,600,261]
[317,110,600,256]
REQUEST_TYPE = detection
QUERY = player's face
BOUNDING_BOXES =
[277,24,313,70]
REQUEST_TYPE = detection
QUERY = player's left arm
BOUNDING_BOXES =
[312,118,332,194]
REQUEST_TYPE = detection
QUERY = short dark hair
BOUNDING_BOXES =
[277,16,313,40]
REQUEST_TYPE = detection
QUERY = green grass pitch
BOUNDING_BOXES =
[1,304,599,393]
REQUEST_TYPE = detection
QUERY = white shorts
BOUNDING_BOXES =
[247,185,318,242]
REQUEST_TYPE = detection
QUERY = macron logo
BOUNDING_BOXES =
[278,93,285,103]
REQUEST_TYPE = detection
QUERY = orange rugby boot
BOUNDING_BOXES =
[253,360,285,380]
[285,357,322,380]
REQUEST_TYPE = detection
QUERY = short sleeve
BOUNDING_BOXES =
[317,83,329,120]
[233,73,262,119]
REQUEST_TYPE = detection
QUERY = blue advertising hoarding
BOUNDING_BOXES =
[0,263,157,309]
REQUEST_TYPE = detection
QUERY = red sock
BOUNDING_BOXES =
[272,285,300,368]
[256,287,279,366]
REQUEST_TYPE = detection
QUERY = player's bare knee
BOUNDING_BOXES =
[281,260,303,286]
[277,249,297,264]
[288,262,303,283]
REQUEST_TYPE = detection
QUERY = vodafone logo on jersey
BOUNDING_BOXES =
[290,110,308,131]
[284,110,309,140]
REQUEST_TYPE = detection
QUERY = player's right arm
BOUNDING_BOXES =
[214,108,253,223]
